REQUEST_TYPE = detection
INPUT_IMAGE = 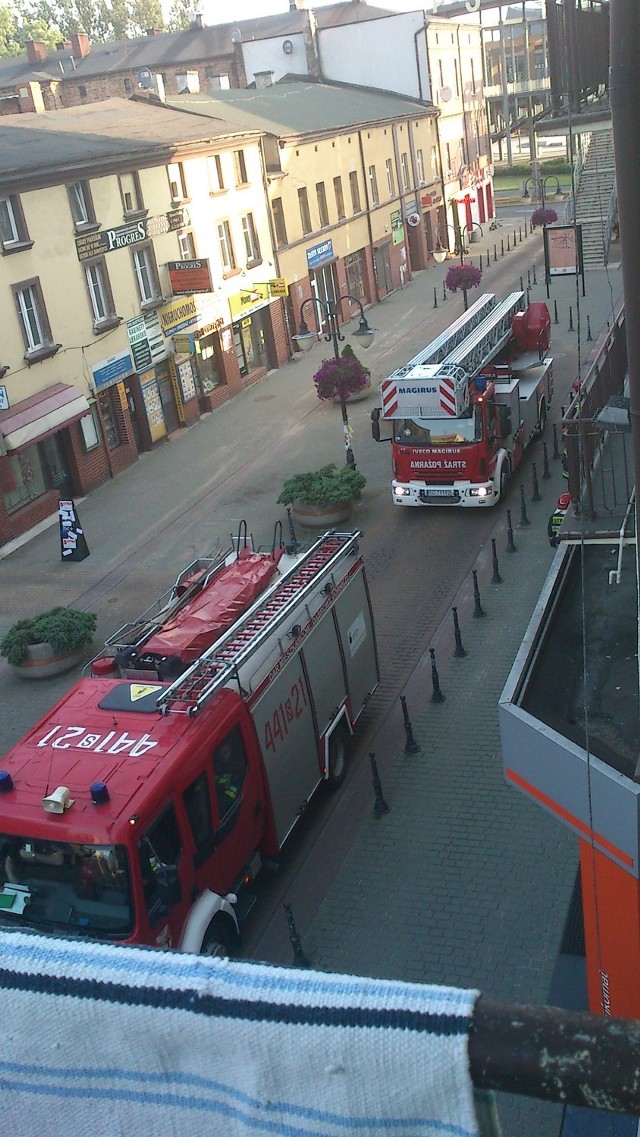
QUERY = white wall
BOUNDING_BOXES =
[242,33,307,84]
[319,12,430,102]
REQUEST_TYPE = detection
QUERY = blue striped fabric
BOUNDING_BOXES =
[0,928,479,1137]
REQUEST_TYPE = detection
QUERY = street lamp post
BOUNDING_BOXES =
[292,294,375,469]
[522,173,563,213]
[433,224,459,264]
[460,222,484,264]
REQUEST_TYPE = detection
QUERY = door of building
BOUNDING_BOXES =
[155,361,180,435]
[311,263,337,332]
[373,243,393,296]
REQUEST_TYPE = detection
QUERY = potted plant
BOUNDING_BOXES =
[445,262,483,312]
[530,206,558,230]
[313,354,371,405]
[278,463,366,528]
[333,344,372,403]
[1,606,97,679]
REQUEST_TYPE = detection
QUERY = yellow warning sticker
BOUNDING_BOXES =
[129,684,163,702]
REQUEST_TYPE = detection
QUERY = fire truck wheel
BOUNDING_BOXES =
[326,729,349,790]
[201,916,234,958]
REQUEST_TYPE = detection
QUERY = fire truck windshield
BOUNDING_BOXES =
[0,835,133,938]
[394,414,482,446]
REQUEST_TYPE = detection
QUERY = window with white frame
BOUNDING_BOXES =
[241,213,261,264]
[217,220,236,273]
[68,181,95,227]
[416,148,425,184]
[167,162,188,203]
[1,195,30,249]
[178,230,196,260]
[13,278,52,354]
[400,153,410,191]
[132,244,160,303]
[233,149,248,186]
[85,258,116,325]
[385,159,395,197]
[118,172,145,216]
[207,154,225,193]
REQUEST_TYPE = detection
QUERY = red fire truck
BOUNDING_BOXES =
[0,529,379,955]
[371,292,553,507]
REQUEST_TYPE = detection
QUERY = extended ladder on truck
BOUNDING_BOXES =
[380,292,527,420]
[158,530,361,717]
[387,293,497,379]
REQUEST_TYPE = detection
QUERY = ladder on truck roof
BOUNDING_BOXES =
[414,291,526,388]
[387,294,497,380]
[157,530,361,716]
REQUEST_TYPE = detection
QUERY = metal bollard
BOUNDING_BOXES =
[587,315,592,341]
[520,275,524,291]
[542,442,551,479]
[554,299,559,325]
[527,269,531,287]
[569,306,574,332]
[429,647,446,704]
[552,423,561,460]
[479,254,483,271]
[491,538,503,584]
[370,753,390,817]
[531,462,541,502]
[452,606,467,658]
[501,238,505,257]
[433,286,438,309]
[519,483,530,526]
[513,229,517,247]
[443,280,447,301]
[400,694,421,754]
[286,507,301,553]
[472,570,486,618]
[284,902,311,967]
[532,264,537,285]
[494,243,498,263]
[524,219,528,237]
[519,225,523,243]
[507,234,511,252]
[506,510,517,553]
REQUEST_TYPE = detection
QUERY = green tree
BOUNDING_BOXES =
[127,0,164,36]
[0,5,21,56]
[166,0,192,33]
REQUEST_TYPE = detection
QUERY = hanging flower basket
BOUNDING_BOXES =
[313,356,370,403]
[530,207,558,230]
[444,262,483,294]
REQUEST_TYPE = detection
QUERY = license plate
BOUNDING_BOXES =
[426,488,452,497]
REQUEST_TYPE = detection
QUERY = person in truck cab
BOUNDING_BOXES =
[214,737,247,820]
[2,837,64,883]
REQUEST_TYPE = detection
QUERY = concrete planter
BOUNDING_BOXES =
[291,499,353,529]
[12,642,85,680]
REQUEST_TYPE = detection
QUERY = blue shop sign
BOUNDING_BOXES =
[306,239,334,269]
[92,350,134,391]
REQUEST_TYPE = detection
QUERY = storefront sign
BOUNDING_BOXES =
[167,259,213,295]
[306,240,334,269]
[140,370,167,442]
[176,357,197,402]
[0,385,8,412]
[126,312,166,373]
[173,333,194,355]
[159,295,199,335]
[545,224,583,276]
[91,349,134,391]
[75,209,188,262]
[269,278,288,297]
[229,283,271,321]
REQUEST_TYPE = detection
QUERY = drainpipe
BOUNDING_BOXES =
[357,128,379,302]
[421,20,446,244]
[258,135,294,360]
[498,8,513,166]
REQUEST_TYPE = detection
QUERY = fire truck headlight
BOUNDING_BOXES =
[470,486,489,498]
[393,485,409,497]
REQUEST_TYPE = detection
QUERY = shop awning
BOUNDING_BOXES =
[0,383,91,454]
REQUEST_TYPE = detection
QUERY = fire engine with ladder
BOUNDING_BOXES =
[371,291,553,507]
[0,527,379,956]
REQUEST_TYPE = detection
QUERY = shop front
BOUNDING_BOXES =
[0,382,92,544]
[228,284,279,386]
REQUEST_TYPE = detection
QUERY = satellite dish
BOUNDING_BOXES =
[138,67,152,89]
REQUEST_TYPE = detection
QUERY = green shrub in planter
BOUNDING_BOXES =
[0,606,97,667]
[277,464,366,507]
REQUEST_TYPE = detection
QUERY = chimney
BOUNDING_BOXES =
[289,0,308,10]
[254,70,275,89]
[26,40,48,64]
[70,32,90,59]
[145,27,163,35]
[18,81,45,113]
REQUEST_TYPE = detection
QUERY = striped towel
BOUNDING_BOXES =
[0,928,479,1137]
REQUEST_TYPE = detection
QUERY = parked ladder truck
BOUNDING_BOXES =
[371,292,553,507]
[0,526,379,956]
